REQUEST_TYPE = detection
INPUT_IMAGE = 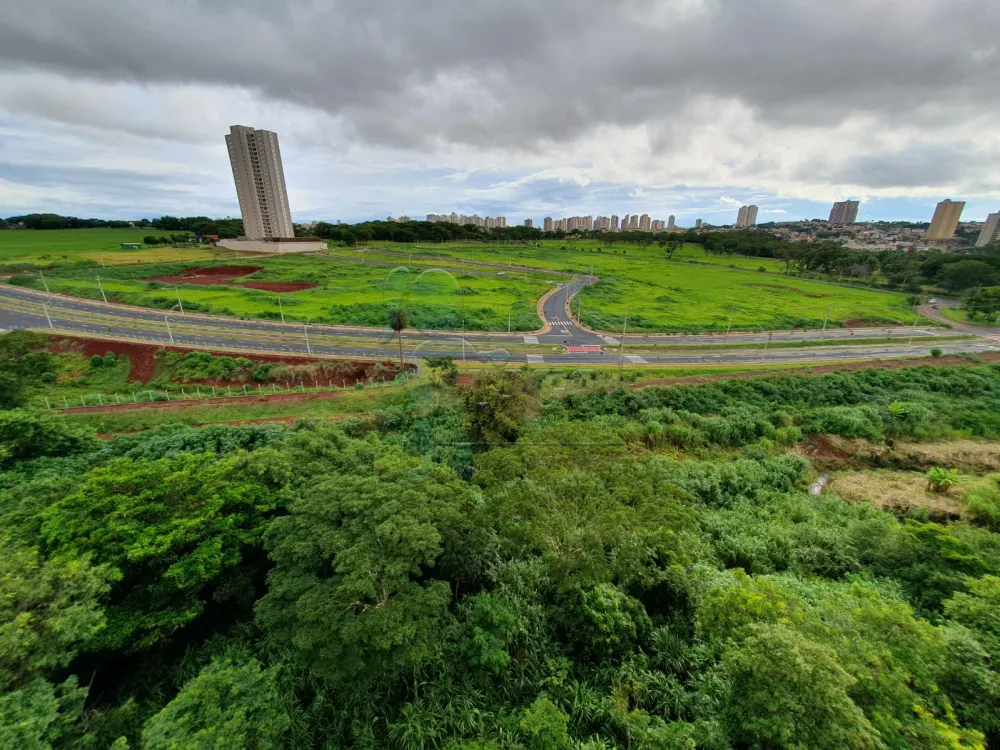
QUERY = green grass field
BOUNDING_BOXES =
[17,254,552,331]
[0,228,225,267]
[362,239,917,333]
[3,230,921,333]
[940,306,997,327]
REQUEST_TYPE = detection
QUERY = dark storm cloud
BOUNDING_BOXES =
[2,0,998,151]
[798,144,991,190]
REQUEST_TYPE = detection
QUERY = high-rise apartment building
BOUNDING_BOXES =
[610,215,619,231]
[736,205,758,228]
[695,219,703,229]
[927,200,966,241]
[977,212,1000,247]
[829,200,860,225]
[543,217,553,232]
[226,125,294,239]
[667,215,676,230]
[639,214,651,231]
[524,219,533,228]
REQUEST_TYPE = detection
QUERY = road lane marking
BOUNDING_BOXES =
[526,354,544,364]
[523,336,538,344]
[625,355,648,364]
[602,336,620,345]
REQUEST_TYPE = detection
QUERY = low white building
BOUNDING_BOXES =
[217,238,328,254]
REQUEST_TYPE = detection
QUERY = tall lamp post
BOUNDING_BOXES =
[304,315,313,356]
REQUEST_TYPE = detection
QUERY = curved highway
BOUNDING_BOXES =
[1,283,994,367]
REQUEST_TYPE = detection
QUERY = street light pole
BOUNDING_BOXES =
[175,286,184,315]
[277,296,284,323]
[822,305,830,331]
[38,271,49,293]
[304,315,313,355]
[164,315,174,344]
[42,299,53,329]
[96,276,108,304]
[507,305,512,335]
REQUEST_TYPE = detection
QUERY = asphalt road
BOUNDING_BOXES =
[1,284,995,367]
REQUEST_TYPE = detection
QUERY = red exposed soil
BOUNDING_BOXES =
[46,334,413,386]
[148,265,317,292]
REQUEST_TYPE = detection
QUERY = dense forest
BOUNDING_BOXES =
[3,327,1000,748]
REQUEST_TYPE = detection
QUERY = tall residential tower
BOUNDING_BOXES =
[226,125,294,239]
[926,199,966,241]
[829,200,860,224]
[977,212,1000,247]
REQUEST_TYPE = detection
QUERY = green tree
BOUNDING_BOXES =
[0,411,95,467]
[964,286,1000,321]
[41,450,288,651]
[0,543,110,691]
[519,697,571,750]
[0,677,87,750]
[462,369,538,444]
[940,261,999,292]
[388,305,409,365]
[141,658,290,750]
[721,624,881,749]
[256,444,475,686]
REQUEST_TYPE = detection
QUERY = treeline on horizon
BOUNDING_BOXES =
[2,214,244,238]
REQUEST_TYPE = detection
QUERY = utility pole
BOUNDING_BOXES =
[304,316,313,355]
[175,286,184,314]
[38,271,49,293]
[822,305,830,331]
[761,331,772,362]
[164,314,174,344]
[42,299,53,329]
[96,277,108,304]
[277,296,284,323]
[726,306,734,339]
[507,305,512,335]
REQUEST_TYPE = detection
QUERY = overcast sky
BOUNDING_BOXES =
[2,0,999,224]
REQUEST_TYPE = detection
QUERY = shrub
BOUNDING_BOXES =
[89,354,103,368]
[103,352,117,367]
[931,348,943,358]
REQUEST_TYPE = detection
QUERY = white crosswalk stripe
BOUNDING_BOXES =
[625,355,648,364]
[526,354,544,364]
[523,336,539,344]
[547,320,572,327]
[602,336,620,345]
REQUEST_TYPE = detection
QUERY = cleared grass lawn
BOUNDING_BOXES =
[366,239,917,333]
[827,470,966,515]
[28,254,552,331]
[940,306,997,327]
[0,228,224,267]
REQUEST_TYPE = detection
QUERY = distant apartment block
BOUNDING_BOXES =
[543,217,553,232]
[610,215,620,231]
[426,213,506,227]
[667,215,676,230]
[735,205,759,228]
[926,200,966,241]
[977,212,1000,247]
[524,218,533,228]
[639,214,651,231]
[829,200,860,225]
[226,125,294,239]
[695,219,703,229]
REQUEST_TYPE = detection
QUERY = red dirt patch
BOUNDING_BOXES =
[46,334,413,386]
[148,265,317,292]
